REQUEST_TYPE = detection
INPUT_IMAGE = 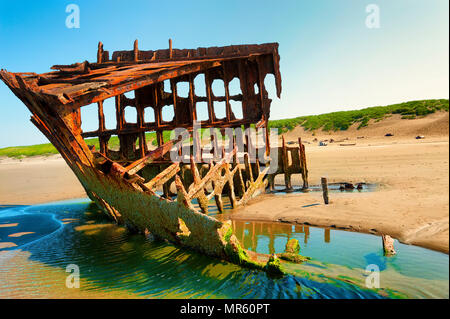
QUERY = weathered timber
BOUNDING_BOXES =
[267,138,309,192]
[321,177,329,205]
[382,234,397,256]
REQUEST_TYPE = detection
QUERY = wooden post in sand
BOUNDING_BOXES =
[382,234,396,256]
[321,177,329,204]
[324,228,330,243]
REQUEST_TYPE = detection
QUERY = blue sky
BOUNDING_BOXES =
[0,0,448,147]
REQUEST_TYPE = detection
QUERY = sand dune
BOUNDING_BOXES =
[284,111,449,143]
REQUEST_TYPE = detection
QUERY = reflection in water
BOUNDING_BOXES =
[232,221,334,254]
[324,228,330,243]
[0,200,448,299]
[231,220,448,287]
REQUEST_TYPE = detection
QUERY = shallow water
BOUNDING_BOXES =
[0,199,448,299]
[270,183,378,194]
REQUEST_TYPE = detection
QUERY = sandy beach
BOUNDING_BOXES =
[233,112,450,254]
[0,155,86,205]
[0,112,448,253]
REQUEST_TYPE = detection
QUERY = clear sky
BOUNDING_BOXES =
[0,0,448,147]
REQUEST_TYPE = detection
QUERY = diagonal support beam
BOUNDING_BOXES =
[144,162,180,190]
[124,137,181,176]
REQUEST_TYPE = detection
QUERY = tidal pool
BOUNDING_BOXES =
[270,182,378,194]
[0,199,448,299]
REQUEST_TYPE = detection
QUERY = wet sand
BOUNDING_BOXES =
[0,113,448,253]
[235,112,449,254]
[231,137,449,254]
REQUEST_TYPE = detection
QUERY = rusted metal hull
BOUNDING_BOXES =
[0,41,308,273]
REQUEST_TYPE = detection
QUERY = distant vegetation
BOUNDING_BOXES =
[0,99,447,158]
[268,99,448,134]
[0,132,164,159]
[0,143,60,158]
[0,130,183,159]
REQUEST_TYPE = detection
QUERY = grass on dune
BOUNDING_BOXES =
[0,131,179,159]
[0,143,60,158]
[0,99,448,158]
[268,99,449,134]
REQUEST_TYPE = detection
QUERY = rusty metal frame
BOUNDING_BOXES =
[0,40,308,273]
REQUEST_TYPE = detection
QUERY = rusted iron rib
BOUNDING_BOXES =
[142,162,180,190]
[0,41,305,275]
[51,61,91,74]
[187,147,237,200]
[124,137,181,176]
[189,155,209,214]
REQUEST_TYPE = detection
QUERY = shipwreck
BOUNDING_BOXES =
[0,40,309,273]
